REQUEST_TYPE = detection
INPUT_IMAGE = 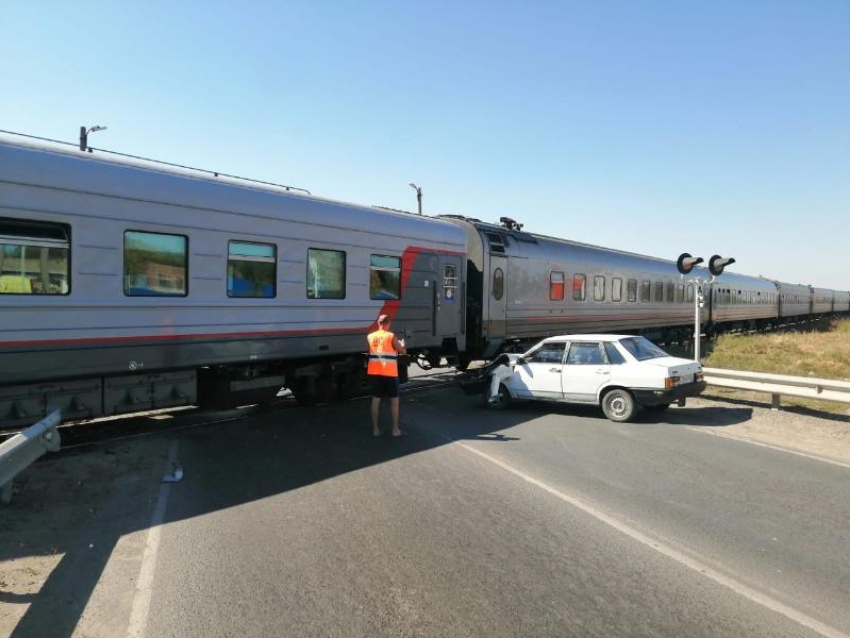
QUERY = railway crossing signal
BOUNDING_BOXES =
[676,253,704,275]
[676,252,736,362]
[709,255,736,277]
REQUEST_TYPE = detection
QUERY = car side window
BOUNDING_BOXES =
[604,342,627,364]
[524,343,566,365]
[566,342,605,365]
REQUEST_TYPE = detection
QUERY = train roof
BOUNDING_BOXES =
[0,134,466,249]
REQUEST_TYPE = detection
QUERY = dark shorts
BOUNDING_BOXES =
[370,375,400,399]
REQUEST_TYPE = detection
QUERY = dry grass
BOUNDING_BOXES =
[703,318,850,414]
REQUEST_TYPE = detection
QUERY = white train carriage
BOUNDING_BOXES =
[777,282,812,319]
[708,273,778,327]
[811,287,834,315]
[834,291,850,313]
[0,138,466,426]
[444,217,704,358]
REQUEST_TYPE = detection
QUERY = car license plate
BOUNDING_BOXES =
[681,374,694,384]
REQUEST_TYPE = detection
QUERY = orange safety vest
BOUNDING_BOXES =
[367,329,399,377]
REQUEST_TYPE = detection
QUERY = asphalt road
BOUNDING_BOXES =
[4,383,850,638]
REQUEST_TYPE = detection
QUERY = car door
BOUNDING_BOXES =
[508,341,567,400]
[561,341,611,403]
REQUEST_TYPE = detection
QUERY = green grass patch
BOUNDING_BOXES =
[703,318,850,413]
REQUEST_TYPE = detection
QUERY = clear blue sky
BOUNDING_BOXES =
[3,1,848,287]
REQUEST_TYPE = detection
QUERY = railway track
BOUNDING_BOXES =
[0,369,461,451]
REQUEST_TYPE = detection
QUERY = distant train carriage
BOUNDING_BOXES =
[811,287,834,315]
[777,282,812,320]
[835,291,850,314]
[708,273,778,329]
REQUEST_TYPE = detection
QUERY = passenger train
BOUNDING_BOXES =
[1,136,847,428]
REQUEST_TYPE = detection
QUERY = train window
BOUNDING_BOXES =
[612,278,622,302]
[640,281,650,302]
[687,284,694,303]
[443,264,458,302]
[0,218,70,295]
[124,231,187,297]
[492,268,504,300]
[307,248,346,299]
[653,282,663,303]
[676,284,684,303]
[665,282,674,303]
[227,241,276,298]
[369,254,401,300]
[627,279,637,302]
[572,274,586,301]
[550,271,565,301]
[594,276,605,301]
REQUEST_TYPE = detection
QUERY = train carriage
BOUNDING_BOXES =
[708,274,778,327]
[0,138,466,425]
[811,287,834,315]
[777,282,812,319]
[835,291,850,314]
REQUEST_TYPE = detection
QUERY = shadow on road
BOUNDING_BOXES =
[0,383,757,637]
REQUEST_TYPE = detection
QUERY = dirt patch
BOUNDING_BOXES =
[690,395,850,464]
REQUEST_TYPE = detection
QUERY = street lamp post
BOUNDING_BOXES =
[677,253,736,361]
[79,125,107,152]
[408,182,422,215]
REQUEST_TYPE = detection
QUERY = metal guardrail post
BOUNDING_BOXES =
[0,410,61,504]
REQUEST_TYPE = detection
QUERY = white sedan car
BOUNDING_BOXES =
[483,335,705,422]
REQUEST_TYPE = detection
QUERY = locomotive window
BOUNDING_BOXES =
[307,248,346,299]
[665,282,674,303]
[492,267,504,300]
[124,231,187,297]
[370,254,401,300]
[653,281,663,303]
[594,276,605,301]
[572,274,586,301]
[0,218,70,295]
[550,271,565,301]
[640,281,650,302]
[627,279,637,302]
[676,284,684,303]
[228,241,276,298]
[612,278,623,302]
[443,264,458,302]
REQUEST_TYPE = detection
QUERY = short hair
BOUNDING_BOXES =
[377,314,391,326]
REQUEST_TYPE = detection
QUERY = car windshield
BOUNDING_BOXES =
[618,336,668,361]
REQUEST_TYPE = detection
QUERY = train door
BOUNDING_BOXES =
[488,254,508,339]
[436,255,463,339]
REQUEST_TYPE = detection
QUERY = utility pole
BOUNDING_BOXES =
[408,182,422,215]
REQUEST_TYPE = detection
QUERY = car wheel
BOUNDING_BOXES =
[645,403,670,412]
[484,384,511,410]
[601,389,636,422]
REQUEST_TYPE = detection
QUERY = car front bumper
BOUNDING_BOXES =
[632,381,707,406]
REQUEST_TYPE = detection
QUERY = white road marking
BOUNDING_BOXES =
[126,440,179,638]
[443,435,849,638]
[686,427,850,471]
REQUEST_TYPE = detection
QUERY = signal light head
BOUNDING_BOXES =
[709,255,736,277]
[677,253,704,275]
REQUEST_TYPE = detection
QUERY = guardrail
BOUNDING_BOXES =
[703,368,850,410]
[0,410,61,504]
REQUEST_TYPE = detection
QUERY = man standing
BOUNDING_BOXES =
[367,314,407,437]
